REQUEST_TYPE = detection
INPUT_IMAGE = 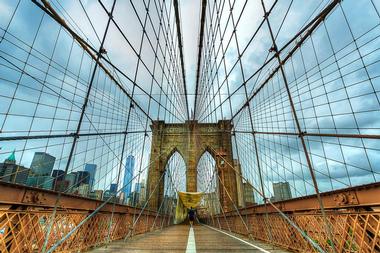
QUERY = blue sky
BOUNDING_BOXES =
[0,0,379,202]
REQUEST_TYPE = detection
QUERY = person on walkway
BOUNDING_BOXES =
[188,207,195,226]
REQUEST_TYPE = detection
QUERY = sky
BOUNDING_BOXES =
[181,0,200,115]
[0,0,379,203]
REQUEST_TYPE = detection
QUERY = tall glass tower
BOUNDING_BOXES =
[30,152,56,176]
[123,155,135,199]
[84,164,97,190]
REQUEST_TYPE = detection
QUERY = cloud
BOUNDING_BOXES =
[181,0,201,113]
[0,0,379,203]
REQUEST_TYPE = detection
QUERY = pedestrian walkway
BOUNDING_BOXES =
[88,224,290,252]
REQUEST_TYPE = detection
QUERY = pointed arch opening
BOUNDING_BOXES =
[196,151,217,193]
[163,150,186,204]
[196,150,220,215]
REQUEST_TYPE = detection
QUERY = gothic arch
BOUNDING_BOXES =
[196,150,217,193]
[147,120,239,211]
[163,150,186,195]
[162,147,186,173]
[195,146,217,168]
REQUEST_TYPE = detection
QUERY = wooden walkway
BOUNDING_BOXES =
[88,224,290,253]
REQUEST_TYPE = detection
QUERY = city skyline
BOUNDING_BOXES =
[0,0,378,251]
[0,0,378,207]
[122,155,135,203]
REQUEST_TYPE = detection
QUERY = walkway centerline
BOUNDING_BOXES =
[186,226,196,253]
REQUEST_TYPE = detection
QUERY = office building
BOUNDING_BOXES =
[52,169,65,190]
[89,190,103,200]
[55,180,69,192]
[243,181,256,206]
[75,171,90,187]
[84,164,97,190]
[135,182,142,193]
[103,190,118,203]
[273,182,292,201]
[78,184,90,197]
[130,182,145,206]
[65,172,77,192]
[138,183,146,206]
[129,191,140,206]
[27,175,54,190]
[0,151,30,185]
[122,155,135,201]
[110,183,118,193]
[30,152,56,176]
[0,151,17,179]
[0,163,30,185]
[26,152,56,190]
[234,159,244,207]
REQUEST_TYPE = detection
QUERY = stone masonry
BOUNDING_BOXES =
[146,120,239,212]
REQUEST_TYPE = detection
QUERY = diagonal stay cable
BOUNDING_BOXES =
[45,148,167,253]
[207,145,325,252]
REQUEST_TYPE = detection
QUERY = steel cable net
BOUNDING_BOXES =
[0,0,188,252]
[0,0,380,252]
[0,0,188,196]
[195,0,380,202]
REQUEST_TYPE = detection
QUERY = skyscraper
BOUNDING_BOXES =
[52,170,65,180]
[51,169,65,190]
[243,181,255,206]
[273,182,292,202]
[0,151,30,185]
[26,152,56,190]
[65,172,77,192]
[110,183,118,193]
[138,182,146,206]
[78,184,90,197]
[134,182,142,193]
[30,152,56,176]
[26,175,54,190]
[75,171,90,187]
[122,155,135,198]
[84,164,97,190]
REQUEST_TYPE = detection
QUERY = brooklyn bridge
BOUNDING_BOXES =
[0,0,379,252]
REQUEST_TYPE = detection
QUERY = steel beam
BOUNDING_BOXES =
[226,182,380,215]
[0,181,158,215]
[0,130,151,142]
[233,130,380,139]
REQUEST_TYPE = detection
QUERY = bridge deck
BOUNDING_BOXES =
[88,224,290,253]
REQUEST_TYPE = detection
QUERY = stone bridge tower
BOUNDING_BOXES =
[146,120,239,212]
